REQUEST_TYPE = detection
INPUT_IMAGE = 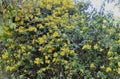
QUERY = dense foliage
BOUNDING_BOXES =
[0,0,120,79]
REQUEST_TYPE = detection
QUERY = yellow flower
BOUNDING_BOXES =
[100,65,105,69]
[118,33,120,37]
[38,24,43,29]
[46,4,52,10]
[34,58,43,64]
[28,27,37,32]
[2,54,8,59]
[90,63,95,68]
[52,58,56,62]
[102,25,106,28]
[106,67,112,72]
[15,16,20,21]
[27,45,32,49]
[49,29,53,33]
[34,17,39,21]
[114,56,118,60]
[45,60,50,64]
[118,62,120,67]
[70,50,75,54]
[72,61,77,66]
[24,69,27,72]
[32,39,35,44]
[60,52,65,56]
[28,14,33,19]
[107,51,113,56]
[53,52,58,57]
[103,20,107,23]
[94,44,98,50]
[100,48,103,52]
[118,40,120,44]
[38,37,45,44]
[82,44,91,50]
[6,66,15,72]
[108,57,113,60]
[38,1,44,8]
[80,69,84,73]
[52,32,59,38]
[48,49,53,53]
[36,8,41,14]
[118,26,120,29]
[118,68,120,74]
[45,56,48,59]
[63,60,68,64]
[25,15,29,20]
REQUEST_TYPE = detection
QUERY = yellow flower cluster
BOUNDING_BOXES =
[94,44,98,50]
[34,58,43,64]
[90,63,95,68]
[82,44,91,50]
[106,67,112,72]
[0,0,78,78]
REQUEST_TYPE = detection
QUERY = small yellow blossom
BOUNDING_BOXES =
[72,61,77,66]
[6,66,15,72]
[63,60,68,64]
[90,63,95,68]
[45,60,50,64]
[103,20,107,23]
[38,37,45,44]
[118,33,120,37]
[107,51,113,56]
[94,44,98,50]
[100,65,105,69]
[118,68,120,74]
[27,45,32,49]
[118,62,120,67]
[15,16,20,21]
[34,58,43,64]
[53,52,58,57]
[28,27,37,32]
[48,49,53,53]
[46,4,52,10]
[80,69,84,73]
[2,54,8,59]
[102,25,106,28]
[38,24,43,29]
[60,52,65,56]
[52,32,59,38]
[106,67,112,72]
[118,26,120,29]
[108,57,113,60]
[118,40,120,44]
[114,56,118,60]
[100,48,103,52]
[82,44,91,50]
[45,56,48,59]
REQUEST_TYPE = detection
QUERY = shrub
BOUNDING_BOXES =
[0,0,79,78]
[0,0,120,79]
[73,3,120,78]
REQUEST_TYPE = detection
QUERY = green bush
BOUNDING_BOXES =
[73,3,120,78]
[0,0,120,79]
[0,0,79,78]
